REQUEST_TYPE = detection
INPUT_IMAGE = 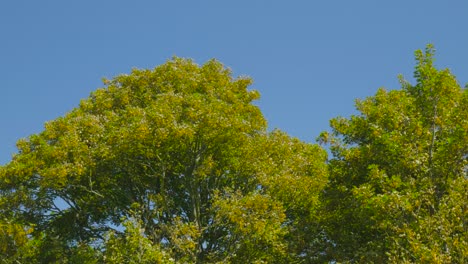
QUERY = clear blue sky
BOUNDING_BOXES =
[1,1,467,164]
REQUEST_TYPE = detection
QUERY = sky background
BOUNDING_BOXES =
[1,1,467,165]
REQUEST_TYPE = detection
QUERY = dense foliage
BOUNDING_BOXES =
[0,46,466,263]
[319,45,467,263]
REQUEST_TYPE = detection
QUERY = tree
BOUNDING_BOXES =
[319,45,467,263]
[0,58,328,263]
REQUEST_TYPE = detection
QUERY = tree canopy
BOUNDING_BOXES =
[319,45,467,263]
[1,46,466,263]
[0,58,327,263]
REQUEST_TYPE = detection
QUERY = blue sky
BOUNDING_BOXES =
[1,1,467,164]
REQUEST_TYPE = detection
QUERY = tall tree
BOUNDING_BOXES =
[319,45,467,263]
[0,58,328,263]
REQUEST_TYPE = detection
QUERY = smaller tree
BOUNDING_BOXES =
[319,45,468,263]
